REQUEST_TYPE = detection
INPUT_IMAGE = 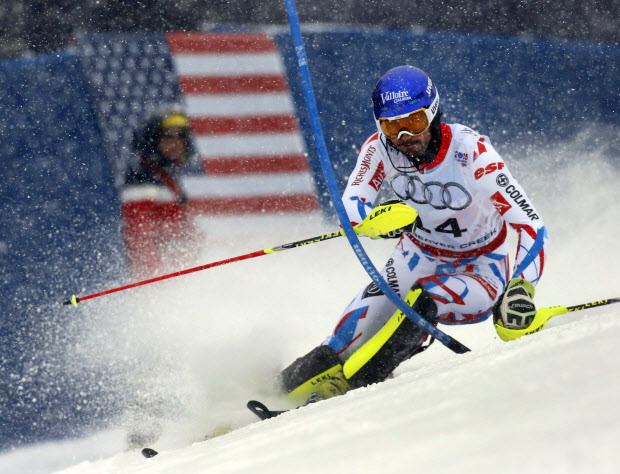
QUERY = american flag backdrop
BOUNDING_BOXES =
[168,32,319,214]
[80,31,320,215]
[80,32,321,273]
[79,33,186,184]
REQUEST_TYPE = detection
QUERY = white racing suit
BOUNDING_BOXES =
[323,123,548,359]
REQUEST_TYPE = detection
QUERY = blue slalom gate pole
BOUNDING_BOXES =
[283,0,469,354]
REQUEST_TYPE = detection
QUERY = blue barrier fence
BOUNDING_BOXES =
[0,28,618,449]
[0,53,125,448]
[275,29,620,213]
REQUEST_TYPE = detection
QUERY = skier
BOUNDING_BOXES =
[121,107,198,276]
[280,66,548,404]
[124,107,194,198]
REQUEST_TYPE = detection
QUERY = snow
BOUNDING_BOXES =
[1,147,619,474]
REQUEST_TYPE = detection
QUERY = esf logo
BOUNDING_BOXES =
[474,162,504,180]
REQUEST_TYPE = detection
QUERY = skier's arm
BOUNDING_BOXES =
[470,139,548,285]
[470,139,548,335]
[341,134,387,226]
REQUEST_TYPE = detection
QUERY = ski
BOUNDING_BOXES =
[141,447,159,458]
[138,401,287,457]
[247,400,289,420]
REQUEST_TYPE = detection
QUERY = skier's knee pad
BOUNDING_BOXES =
[343,283,437,388]
[280,345,343,404]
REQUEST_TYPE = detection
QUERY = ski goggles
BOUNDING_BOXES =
[378,107,432,139]
[161,130,189,139]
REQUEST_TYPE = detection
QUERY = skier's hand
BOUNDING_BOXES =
[376,199,414,239]
[377,224,413,239]
[493,278,536,332]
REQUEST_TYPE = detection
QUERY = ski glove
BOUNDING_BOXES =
[376,199,415,239]
[493,278,536,331]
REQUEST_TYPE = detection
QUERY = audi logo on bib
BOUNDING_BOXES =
[390,174,473,210]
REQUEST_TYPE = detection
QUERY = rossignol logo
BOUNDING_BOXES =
[381,90,411,104]
[490,191,511,216]
[369,161,386,191]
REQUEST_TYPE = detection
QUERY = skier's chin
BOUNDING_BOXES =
[398,143,427,158]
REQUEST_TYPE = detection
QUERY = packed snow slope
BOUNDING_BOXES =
[1,141,619,474]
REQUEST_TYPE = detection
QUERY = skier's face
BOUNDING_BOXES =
[392,128,432,158]
[159,127,188,165]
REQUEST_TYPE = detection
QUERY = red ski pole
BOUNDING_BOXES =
[63,234,336,306]
[62,202,417,306]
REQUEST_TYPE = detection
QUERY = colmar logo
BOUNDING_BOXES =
[504,185,539,221]
[490,191,511,216]
[474,162,504,180]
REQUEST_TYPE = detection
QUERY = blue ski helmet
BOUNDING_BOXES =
[371,66,440,136]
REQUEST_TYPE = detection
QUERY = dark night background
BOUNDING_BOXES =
[1,0,618,58]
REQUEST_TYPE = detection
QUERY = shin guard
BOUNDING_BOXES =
[343,283,437,388]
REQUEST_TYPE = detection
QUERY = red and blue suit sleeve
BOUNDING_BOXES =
[341,133,386,225]
[470,138,548,286]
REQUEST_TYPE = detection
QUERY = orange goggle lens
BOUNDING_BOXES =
[379,109,430,138]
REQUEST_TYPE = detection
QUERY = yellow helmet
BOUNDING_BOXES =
[161,112,191,130]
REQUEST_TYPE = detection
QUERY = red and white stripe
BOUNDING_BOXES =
[167,32,320,215]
